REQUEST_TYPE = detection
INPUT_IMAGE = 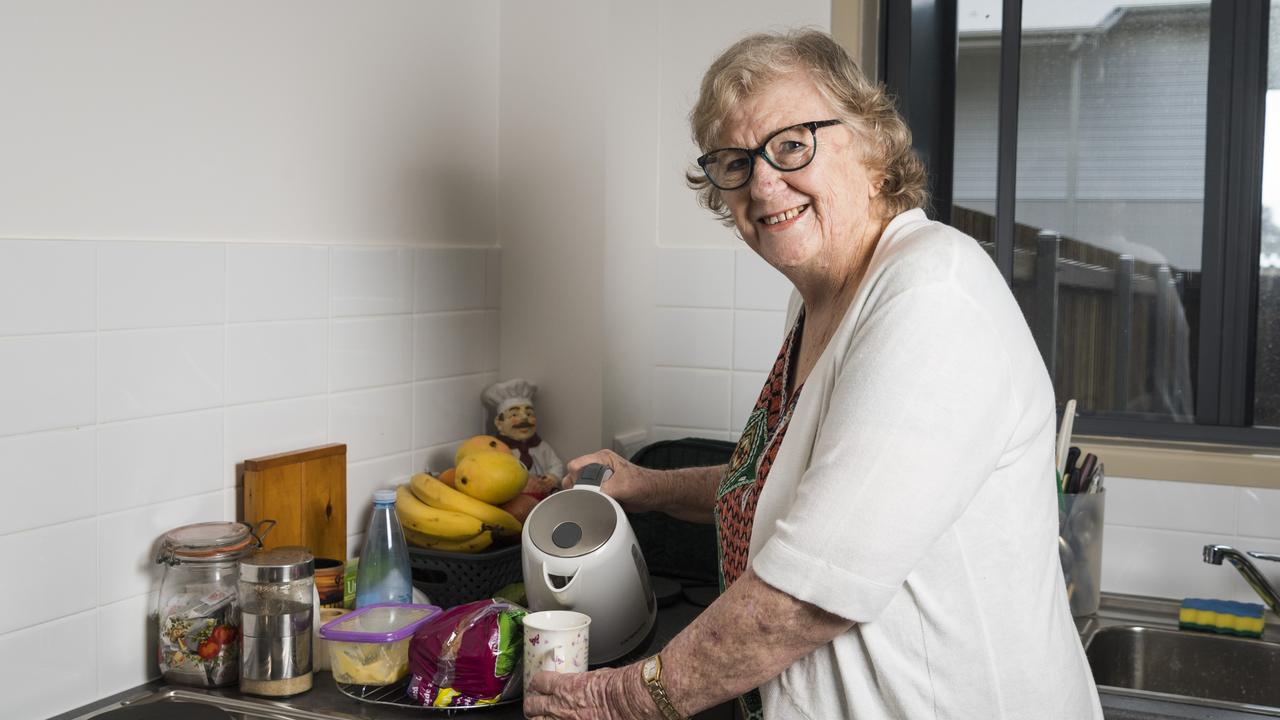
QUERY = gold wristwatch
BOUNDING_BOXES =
[642,654,685,720]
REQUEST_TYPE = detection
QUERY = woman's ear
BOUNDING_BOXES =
[868,173,885,199]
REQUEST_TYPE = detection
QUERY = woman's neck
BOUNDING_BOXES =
[792,215,887,322]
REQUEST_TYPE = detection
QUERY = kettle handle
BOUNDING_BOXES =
[576,463,613,490]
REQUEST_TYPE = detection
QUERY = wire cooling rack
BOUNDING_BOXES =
[335,678,519,715]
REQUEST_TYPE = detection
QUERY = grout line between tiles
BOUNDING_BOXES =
[0,606,98,641]
[327,245,334,443]
[94,240,102,610]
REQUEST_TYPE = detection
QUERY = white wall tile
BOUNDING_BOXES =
[485,247,502,309]
[654,307,733,369]
[97,592,158,696]
[413,374,494,449]
[224,397,328,487]
[99,242,224,330]
[0,334,95,436]
[1105,476,1237,534]
[415,311,491,380]
[0,611,98,720]
[482,310,500,372]
[331,246,414,317]
[412,442,461,476]
[347,532,365,561]
[655,248,734,308]
[653,367,730,429]
[733,310,786,372]
[224,486,239,523]
[0,428,95,535]
[98,327,224,422]
[98,410,224,515]
[0,239,95,336]
[347,453,413,540]
[228,244,329,322]
[1238,486,1280,540]
[332,315,412,391]
[734,249,794,311]
[415,248,487,312]
[1100,525,1241,601]
[0,519,97,633]
[731,371,767,434]
[330,385,413,463]
[226,320,327,404]
[97,491,224,605]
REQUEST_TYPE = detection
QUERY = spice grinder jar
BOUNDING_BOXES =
[238,546,315,697]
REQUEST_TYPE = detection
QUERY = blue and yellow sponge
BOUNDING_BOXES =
[1179,598,1265,638]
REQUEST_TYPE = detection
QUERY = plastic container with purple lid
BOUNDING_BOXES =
[320,603,440,685]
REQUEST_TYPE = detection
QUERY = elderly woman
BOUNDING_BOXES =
[524,30,1101,720]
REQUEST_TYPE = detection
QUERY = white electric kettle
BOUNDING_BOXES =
[521,463,656,664]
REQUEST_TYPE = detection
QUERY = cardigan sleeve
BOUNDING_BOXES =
[751,273,1021,623]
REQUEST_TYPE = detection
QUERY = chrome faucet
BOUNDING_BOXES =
[1203,544,1280,615]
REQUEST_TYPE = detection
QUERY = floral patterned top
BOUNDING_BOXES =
[714,309,806,720]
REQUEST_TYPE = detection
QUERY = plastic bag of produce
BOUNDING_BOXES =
[406,598,526,707]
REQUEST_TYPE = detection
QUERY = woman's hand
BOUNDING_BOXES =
[562,449,664,514]
[523,664,659,720]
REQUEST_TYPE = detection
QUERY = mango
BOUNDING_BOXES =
[456,452,528,505]
[438,467,456,488]
[454,435,511,466]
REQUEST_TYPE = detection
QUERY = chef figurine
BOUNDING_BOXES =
[482,378,565,498]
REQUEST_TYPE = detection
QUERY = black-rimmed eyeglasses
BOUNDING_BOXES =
[697,119,843,191]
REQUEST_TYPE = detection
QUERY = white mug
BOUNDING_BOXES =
[523,610,591,692]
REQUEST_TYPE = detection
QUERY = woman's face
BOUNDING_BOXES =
[716,75,882,278]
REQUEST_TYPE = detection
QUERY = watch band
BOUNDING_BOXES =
[642,654,686,720]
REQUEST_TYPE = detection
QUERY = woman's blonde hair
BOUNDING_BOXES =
[687,29,928,225]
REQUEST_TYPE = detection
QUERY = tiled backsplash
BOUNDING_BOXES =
[650,246,1280,605]
[651,248,791,444]
[1102,477,1280,601]
[0,239,499,718]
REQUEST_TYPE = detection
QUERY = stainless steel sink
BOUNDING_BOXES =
[1086,625,1280,707]
[1083,595,1280,717]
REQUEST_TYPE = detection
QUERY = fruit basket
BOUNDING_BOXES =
[408,542,523,609]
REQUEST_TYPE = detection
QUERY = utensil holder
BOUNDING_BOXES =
[1059,488,1105,617]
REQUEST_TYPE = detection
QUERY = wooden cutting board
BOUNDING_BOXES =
[242,443,347,563]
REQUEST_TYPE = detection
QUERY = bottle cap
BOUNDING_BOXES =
[373,489,396,504]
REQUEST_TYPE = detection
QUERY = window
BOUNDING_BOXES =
[885,0,1278,444]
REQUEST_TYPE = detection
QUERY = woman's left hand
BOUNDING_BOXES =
[523,665,659,720]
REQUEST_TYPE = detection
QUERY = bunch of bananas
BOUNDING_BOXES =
[396,473,522,553]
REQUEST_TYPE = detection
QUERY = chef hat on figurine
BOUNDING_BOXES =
[482,378,537,417]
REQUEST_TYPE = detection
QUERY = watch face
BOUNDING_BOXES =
[643,657,659,681]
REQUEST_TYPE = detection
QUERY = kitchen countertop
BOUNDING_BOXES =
[53,592,1277,720]
[52,591,736,720]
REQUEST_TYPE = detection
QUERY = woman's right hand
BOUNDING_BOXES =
[562,449,663,514]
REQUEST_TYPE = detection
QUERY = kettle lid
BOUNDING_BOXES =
[527,489,618,558]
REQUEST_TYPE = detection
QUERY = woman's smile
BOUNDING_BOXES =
[759,203,810,230]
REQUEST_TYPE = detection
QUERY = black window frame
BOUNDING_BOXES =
[881,0,1280,447]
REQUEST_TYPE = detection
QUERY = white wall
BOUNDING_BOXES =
[496,0,608,462]
[0,0,499,246]
[0,3,501,718]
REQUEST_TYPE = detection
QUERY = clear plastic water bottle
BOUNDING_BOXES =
[355,489,413,608]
